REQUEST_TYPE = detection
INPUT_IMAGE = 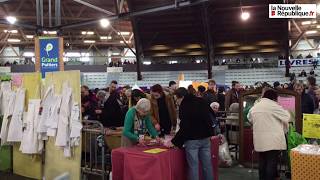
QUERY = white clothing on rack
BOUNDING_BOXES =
[47,95,62,137]
[37,85,54,140]
[7,88,25,142]
[20,99,42,154]
[0,91,15,145]
[55,83,72,148]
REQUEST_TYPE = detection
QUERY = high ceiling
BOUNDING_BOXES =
[0,0,132,50]
[130,0,288,57]
[0,0,319,57]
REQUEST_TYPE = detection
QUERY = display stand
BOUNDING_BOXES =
[239,88,301,167]
[43,70,81,180]
[12,72,42,179]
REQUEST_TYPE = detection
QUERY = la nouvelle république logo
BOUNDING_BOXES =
[269,4,317,18]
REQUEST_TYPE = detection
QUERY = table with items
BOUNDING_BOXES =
[112,136,220,180]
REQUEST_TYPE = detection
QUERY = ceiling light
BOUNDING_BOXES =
[221,50,239,54]
[238,46,257,50]
[153,53,169,56]
[186,51,206,55]
[23,52,34,57]
[143,61,151,65]
[7,39,21,42]
[172,49,187,53]
[100,18,110,28]
[6,16,17,24]
[118,31,130,36]
[306,30,317,34]
[301,21,311,25]
[81,31,94,35]
[150,45,170,50]
[184,44,201,49]
[65,52,81,57]
[43,31,57,35]
[100,36,112,40]
[3,29,18,33]
[112,52,120,55]
[26,35,34,39]
[312,20,317,24]
[119,40,131,44]
[218,42,240,47]
[259,48,279,53]
[241,11,250,21]
[48,31,57,35]
[317,25,320,29]
[257,40,278,46]
[83,40,95,43]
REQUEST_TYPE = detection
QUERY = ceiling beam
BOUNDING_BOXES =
[291,19,315,49]
[72,0,115,16]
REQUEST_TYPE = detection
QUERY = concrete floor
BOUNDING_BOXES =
[219,166,259,180]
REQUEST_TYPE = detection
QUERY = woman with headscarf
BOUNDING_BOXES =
[122,98,159,147]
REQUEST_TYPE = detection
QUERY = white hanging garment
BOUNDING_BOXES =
[55,82,72,147]
[37,85,54,140]
[7,88,25,142]
[20,99,42,154]
[0,91,16,145]
[47,95,62,137]
[69,103,81,153]
[0,81,12,116]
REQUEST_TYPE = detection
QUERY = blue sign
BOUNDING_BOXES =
[39,37,60,78]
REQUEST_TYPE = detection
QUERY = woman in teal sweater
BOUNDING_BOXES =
[122,98,159,147]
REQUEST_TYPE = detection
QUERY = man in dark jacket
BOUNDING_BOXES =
[225,81,241,111]
[307,76,318,109]
[294,82,315,114]
[170,87,214,180]
[217,87,225,111]
[102,80,125,127]
[203,79,218,104]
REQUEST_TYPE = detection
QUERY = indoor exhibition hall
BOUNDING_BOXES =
[0,0,320,180]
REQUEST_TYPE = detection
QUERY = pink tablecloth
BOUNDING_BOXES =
[112,136,220,180]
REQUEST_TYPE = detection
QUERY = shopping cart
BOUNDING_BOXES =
[81,120,111,180]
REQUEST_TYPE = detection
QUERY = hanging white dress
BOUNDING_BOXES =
[20,99,42,154]
[37,85,54,140]
[47,95,62,137]
[7,88,25,142]
[0,91,16,145]
[55,83,72,148]
[69,103,81,147]
[0,81,11,116]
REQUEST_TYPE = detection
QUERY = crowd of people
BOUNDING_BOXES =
[108,60,137,67]
[81,73,320,180]
[299,69,318,77]
[81,79,242,180]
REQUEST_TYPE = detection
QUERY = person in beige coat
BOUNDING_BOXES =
[149,84,177,136]
[248,89,290,180]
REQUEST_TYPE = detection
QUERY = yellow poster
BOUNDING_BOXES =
[303,114,320,139]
